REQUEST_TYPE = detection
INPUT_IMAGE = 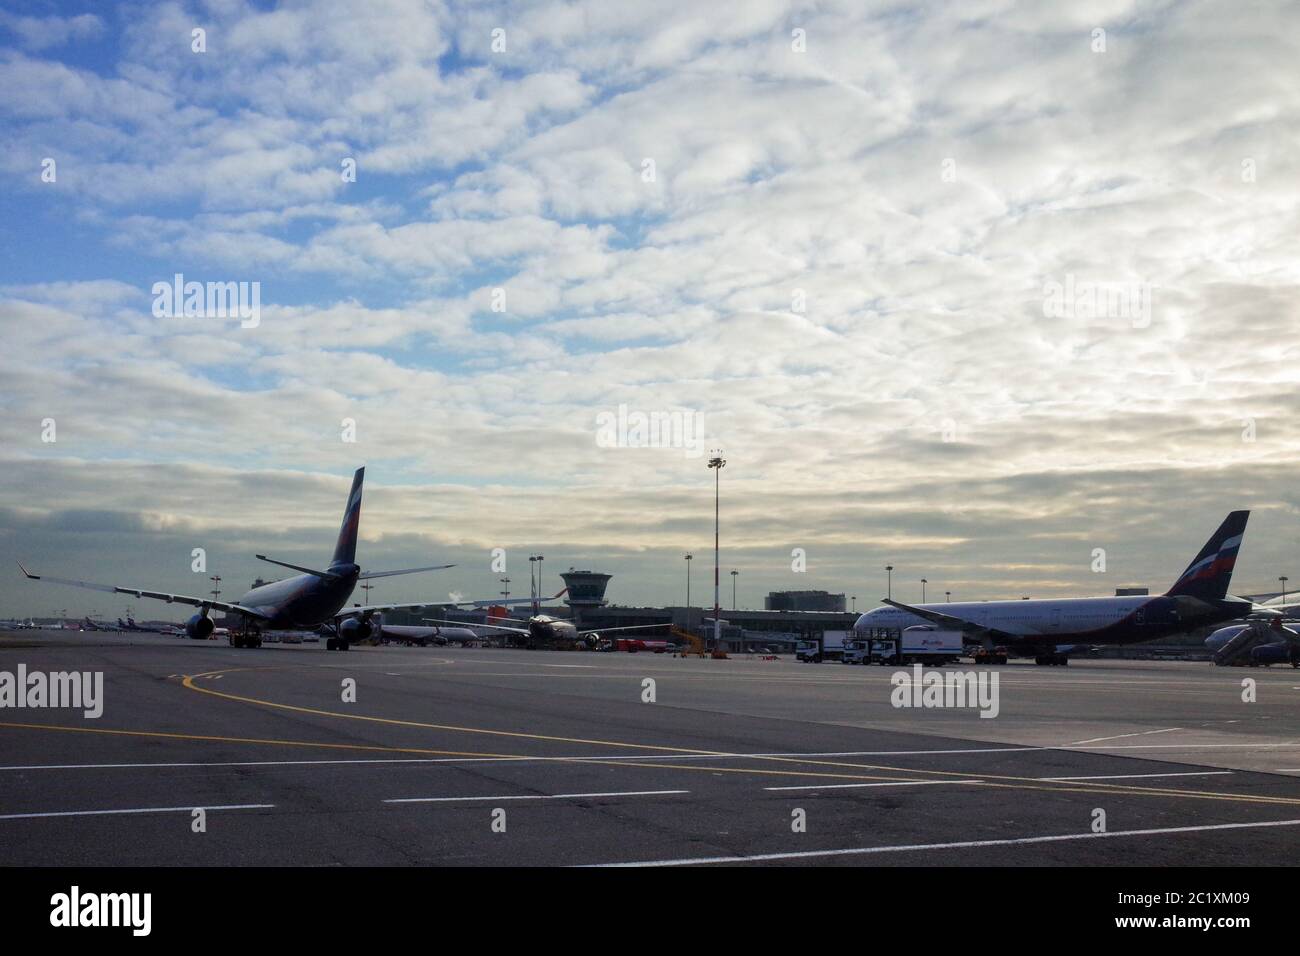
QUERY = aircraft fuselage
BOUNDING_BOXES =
[526,615,579,643]
[854,594,1251,649]
[235,562,360,628]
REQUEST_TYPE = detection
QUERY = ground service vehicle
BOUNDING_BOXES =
[847,626,962,665]
[796,630,848,662]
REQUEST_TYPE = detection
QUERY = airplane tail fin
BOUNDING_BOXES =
[1166,510,1249,601]
[332,467,365,565]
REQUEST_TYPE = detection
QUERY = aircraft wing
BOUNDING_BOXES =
[881,598,1017,641]
[356,564,455,580]
[1250,598,1300,615]
[336,601,463,618]
[446,589,568,608]
[17,563,272,619]
[419,617,532,636]
[578,623,674,637]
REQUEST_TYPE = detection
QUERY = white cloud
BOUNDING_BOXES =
[3,0,1300,615]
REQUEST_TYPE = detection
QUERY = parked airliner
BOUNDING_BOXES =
[422,613,671,649]
[19,467,452,651]
[856,511,1262,665]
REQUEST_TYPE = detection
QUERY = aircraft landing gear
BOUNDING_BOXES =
[1035,653,1069,666]
[230,623,263,649]
[325,636,350,651]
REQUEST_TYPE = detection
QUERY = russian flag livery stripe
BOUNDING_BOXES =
[1166,512,1248,601]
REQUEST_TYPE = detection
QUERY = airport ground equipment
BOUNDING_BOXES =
[609,637,673,653]
[1033,649,1071,666]
[844,625,961,665]
[972,647,1009,665]
[1206,619,1300,666]
[671,626,707,657]
[796,629,848,662]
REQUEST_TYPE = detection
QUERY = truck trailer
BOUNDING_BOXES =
[845,625,963,666]
[795,629,848,662]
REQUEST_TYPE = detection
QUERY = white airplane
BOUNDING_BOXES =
[422,612,672,649]
[375,615,481,646]
[855,511,1271,665]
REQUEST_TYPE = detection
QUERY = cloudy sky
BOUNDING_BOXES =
[2,0,1298,620]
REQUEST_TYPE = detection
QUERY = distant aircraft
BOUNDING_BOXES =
[856,511,1275,665]
[422,612,671,649]
[376,616,482,646]
[19,467,452,651]
[117,616,169,633]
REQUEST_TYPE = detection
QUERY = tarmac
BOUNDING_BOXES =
[2,630,1300,866]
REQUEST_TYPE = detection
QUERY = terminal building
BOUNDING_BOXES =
[765,590,846,612]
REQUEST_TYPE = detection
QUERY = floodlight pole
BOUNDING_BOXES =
[708,453,726,650]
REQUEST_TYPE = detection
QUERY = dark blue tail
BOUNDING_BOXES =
[332,467,364,565]
[1166,510,1248,601]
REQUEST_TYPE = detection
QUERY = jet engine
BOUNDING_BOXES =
[338,616,374,643]
[1250,641,1300,667]
[186,613,215,640]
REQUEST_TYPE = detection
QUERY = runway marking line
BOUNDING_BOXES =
[0,804,273,821]
[1076,728,1185,745]
[0,720,512,760]
[385,789,688,803]
[1039,771,1234,782]
[6,667,1297,812]
[0,746,1066,772]
[174,669,1300,809]
[764,780,986,792]
[589,817,1300,866]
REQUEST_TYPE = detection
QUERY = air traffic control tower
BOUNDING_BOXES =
[560,569,612,628]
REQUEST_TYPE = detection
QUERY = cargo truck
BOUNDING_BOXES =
[795,629,848,662]
[845,625,963,665]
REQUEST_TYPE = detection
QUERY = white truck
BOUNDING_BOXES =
[846,625,963,666]
[796,630,848,663]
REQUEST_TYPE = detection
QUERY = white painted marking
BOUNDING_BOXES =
[591,818,1300,867]
[764,780,986,792]
[1068,727,1182,745]
[1038,771,1234,781]
[0,747,1036,772]
[1078,741,1300,752]
[385,789,689,804]
[6,740,1299,775]
[0,803,274,821]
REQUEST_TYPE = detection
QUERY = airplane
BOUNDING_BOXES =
[18,467,453,651]
[360,588,573,646]
[117,616,170,634]
[855,511,1269,666]
[1204,618,1300,667]
[421,612,672,650]
[373,615,481,647]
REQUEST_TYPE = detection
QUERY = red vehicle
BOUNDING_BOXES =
[610,637,674,653]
